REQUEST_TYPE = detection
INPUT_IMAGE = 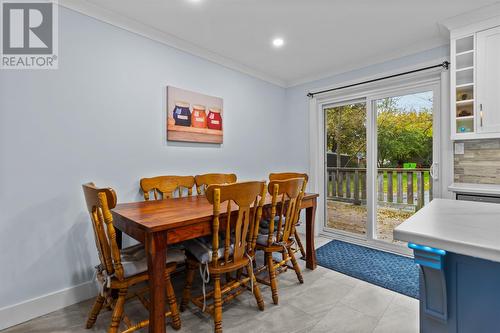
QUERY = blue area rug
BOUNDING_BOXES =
[316,240,419,299]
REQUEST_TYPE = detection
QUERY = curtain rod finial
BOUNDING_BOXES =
[442,61,450,70]
[307,92,314,98]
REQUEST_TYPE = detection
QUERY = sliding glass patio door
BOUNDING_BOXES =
[324,100,367,238]
[374,89,437,245]
[323,82,440,253]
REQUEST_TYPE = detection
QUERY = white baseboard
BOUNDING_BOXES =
[0,280,98,330]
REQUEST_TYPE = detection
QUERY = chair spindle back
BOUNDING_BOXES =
[205,181,266,267]
[140,175,195,200]
[269,172,309,183]
[82,182,125,280]
[266,178,305,246]
[195,173,237,195]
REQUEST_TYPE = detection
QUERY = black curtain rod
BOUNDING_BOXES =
[307,61,450,98]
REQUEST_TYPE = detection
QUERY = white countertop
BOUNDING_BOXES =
[394,198,500,263]
[448,182,500,196]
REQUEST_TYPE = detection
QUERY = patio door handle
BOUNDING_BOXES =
[430,162,438,181]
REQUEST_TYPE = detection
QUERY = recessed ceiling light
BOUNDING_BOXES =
[272,38,284,48]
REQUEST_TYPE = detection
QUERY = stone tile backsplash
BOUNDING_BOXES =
[454,139,500,184]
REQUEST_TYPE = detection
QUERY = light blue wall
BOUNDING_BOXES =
[0,6,290,315]
[284,45,450,172]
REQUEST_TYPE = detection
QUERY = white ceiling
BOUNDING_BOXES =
[62,0,500,87]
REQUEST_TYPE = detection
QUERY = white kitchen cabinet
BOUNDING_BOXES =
[476,26,500,134]
[451,35,475,139]
[450,21,500,140]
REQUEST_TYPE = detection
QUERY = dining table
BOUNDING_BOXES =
[111,192,319,333]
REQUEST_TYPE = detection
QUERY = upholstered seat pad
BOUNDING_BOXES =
[184,236,234,264]
[256,232,278,246]
[260,216,280,231]
[259,215,287,246]
[121,245,185,277]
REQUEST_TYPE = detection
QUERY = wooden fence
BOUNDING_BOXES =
[326,167,432,210]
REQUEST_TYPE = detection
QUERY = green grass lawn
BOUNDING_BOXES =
[327,170,430,197]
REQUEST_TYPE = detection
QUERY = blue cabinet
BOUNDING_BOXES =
[412,245,500,332]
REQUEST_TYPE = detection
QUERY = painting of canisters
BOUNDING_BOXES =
[167,86,223,143]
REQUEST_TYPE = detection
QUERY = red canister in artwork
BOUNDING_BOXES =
[207,107,222,130]
[191,105,207,128]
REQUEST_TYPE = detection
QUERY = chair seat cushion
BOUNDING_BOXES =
[261,215,302,229]
[184,236,234,264]
[259,216,281,235]
[256,231,279,246]
[121,244,185,277]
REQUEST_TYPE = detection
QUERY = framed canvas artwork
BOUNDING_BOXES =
[167,86,223,143]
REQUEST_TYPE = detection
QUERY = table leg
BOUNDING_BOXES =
[305,198,317,270]
[146,232,168,333]
[116,229,123,249]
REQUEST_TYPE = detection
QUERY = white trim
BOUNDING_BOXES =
[58,0,286,87]
[0,280,98,330]
[440,3,500,38]
[449,16,500,40]
[366,94,376,241]
[449,182,500,196]
[311,67,449,255]
[319,229,413,258]
[440,70,454,199]
[308,96,324,236]
[451,131,500,140]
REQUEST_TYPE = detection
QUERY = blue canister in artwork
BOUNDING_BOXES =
[173,102,191,126]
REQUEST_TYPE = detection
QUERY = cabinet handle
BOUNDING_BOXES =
[480,103,483,127]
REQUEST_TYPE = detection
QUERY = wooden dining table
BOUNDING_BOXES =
[111,192,318,333]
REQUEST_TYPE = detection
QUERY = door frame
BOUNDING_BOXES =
[314,70,444,255]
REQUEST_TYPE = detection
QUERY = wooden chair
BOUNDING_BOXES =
[82,183,182,333]
[180,181,266,333]
[139,175,192,268]
[195,173,237,195]
[268,172,309,258]
[140,175,195,200]
[254,177,306,305]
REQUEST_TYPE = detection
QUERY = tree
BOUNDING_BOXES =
[325,103,366,168]
[325,97,433,169]
[377,97,432,167]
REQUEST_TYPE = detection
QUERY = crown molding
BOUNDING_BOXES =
[440,2,500,33]
[57,1,476,90]
[58,0,286,87]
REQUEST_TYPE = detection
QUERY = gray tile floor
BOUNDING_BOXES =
[1,236,418,333]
